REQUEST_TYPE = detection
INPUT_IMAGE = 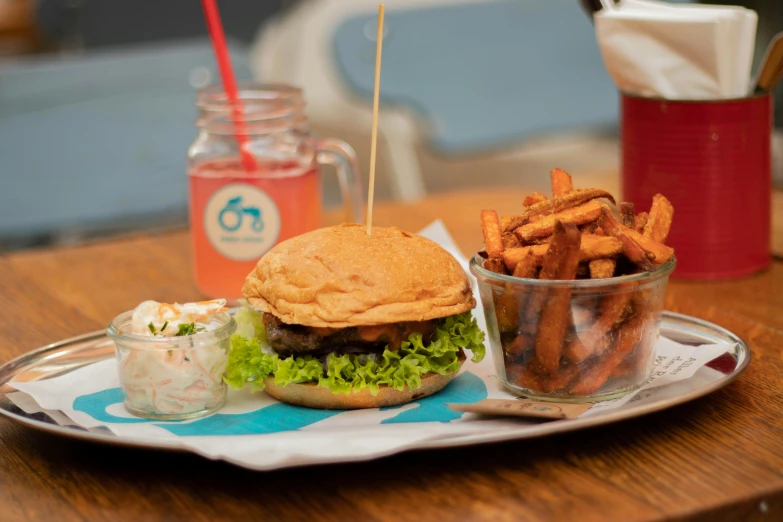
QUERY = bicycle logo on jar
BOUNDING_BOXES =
[204,183,281,261]
[218,196,264,233]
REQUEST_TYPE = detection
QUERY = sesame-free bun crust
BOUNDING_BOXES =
[263,356,465,410]
[243,223,475,328]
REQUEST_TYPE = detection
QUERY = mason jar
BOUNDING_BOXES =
[188,84,363,300]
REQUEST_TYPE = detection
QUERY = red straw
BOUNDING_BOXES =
[201,0,256,171]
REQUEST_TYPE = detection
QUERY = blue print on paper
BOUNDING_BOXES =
[72,372,488,435]
[72,388,148,424]
[380,371,487,424]
[160,403,344,436]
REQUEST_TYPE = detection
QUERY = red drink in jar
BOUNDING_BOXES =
[189,85,362,299]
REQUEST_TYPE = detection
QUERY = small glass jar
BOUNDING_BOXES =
[106,311,236,420]
[470,255,676,402]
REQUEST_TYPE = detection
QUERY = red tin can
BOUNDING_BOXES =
[621,93,773,279]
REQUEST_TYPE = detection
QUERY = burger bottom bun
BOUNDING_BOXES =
[263,351,466,410]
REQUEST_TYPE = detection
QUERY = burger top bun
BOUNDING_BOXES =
[242,223,476,328]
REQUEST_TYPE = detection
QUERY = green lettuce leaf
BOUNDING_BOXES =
[233,300,267,342]
[275,355,324,386]
[224,310,485,396]
[223,333,277,392]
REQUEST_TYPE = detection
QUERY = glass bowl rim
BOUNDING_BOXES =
[469,253,676,287]
[106,310,237,346]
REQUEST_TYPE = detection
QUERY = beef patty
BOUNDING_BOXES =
[263,313,436,358]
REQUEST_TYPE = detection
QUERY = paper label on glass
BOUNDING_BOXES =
[204,183,281,261]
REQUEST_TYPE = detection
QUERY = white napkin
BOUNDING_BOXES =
[595,0,757,99]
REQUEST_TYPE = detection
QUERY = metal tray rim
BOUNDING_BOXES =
[0,311,751,466]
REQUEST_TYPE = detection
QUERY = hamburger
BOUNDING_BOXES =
[224,223,486,409]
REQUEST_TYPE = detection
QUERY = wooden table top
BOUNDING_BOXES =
[1,187,782,521]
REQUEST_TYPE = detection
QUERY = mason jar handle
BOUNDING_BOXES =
[316,139,365,224]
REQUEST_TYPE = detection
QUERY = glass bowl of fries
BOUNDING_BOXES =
[472,169,677,401]
[471,254,675,402]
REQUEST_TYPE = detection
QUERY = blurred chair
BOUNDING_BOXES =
[251,0,619,201]
[0,39,251,247]
[0,0,44,55]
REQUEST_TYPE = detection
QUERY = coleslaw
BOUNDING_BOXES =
[107,299,236,420]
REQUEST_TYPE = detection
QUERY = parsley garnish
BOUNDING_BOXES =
[175,323,205,336]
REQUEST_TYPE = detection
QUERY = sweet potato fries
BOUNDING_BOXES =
[479,168,675,397]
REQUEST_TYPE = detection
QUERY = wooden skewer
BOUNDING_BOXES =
[366,3,385,236]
